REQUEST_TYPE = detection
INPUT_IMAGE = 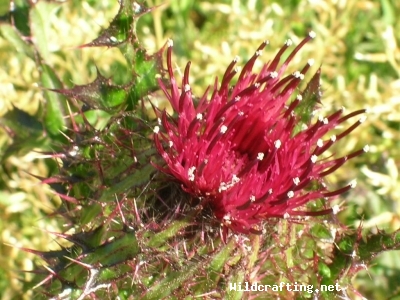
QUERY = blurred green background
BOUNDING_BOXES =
[0,0,399,299]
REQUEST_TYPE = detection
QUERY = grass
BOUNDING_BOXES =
[0,0,399,299]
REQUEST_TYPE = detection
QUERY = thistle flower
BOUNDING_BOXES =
[153,32,368,237]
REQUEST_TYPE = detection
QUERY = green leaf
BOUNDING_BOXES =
[75,110,112,131]
[0,24,35,59]
[73,225,106,249]
[142,262,201,300]
[318,261,332,279]
[99,164,155,202]
[357,229,400,261]
[50,69,132,111]
[51,1,162,111]
[328,229,400,282]
[83,232,140,267]
[0,105,42,134]
[41,64,66,137]
[80,0,151,48]
[80,203,103,225]
[146,218,191,249]
[126,48,164,109]
[226,269,245,300]
[205,238,236,286]
[0,106,45,159]
[310,223,334,241]
[297,68,322,126]
[9,0,31,36]
[381,0,395,25]
[30,1,56,59]
[30,2,58,59]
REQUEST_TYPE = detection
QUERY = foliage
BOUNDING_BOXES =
[1,0,400,299]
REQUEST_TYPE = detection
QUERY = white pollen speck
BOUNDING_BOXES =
[233,55,240,62]
[254,82,260,88]
[311,155,318,163]
[257,152,264,160]
[250,195,256,202]
[363,145,370,152]
[219,174,239,192]
[293,71,301,78]
[293,177,300,185]
[69,145,79,157]
[238,111,244,116]
[269,189,273,194]
[287,191,294,198]
[188,166,196,181]
[285,39,293,46]
[223,214,231,225]
[301,124,308,130]
[317,139,324,147]
[184,84,191,92]
[308,59,315,66]
[169,141,173,148]
[350,180,357,188]
[323,118,329,124]
[232,174,240,183]
[332,205,340,215]
[153,126,160,134]
[283,212,290,219]
[274,140,281,149]
[220,125,228,134]
[234,96,241,101]
[359,115,367,123]
[157,118,161,125]
[132,2,142,13]
[270,71,278,78]
[330,135,337,142]
[167,39,173,47]
[309,31,316,38]
[256,50,263,56]
[196,113,203,120]
[296,94,303,101]
[318,115,323,122]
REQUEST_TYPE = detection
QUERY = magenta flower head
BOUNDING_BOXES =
[153,32,368,238]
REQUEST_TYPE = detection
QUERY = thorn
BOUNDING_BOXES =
[63,256,93,269]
